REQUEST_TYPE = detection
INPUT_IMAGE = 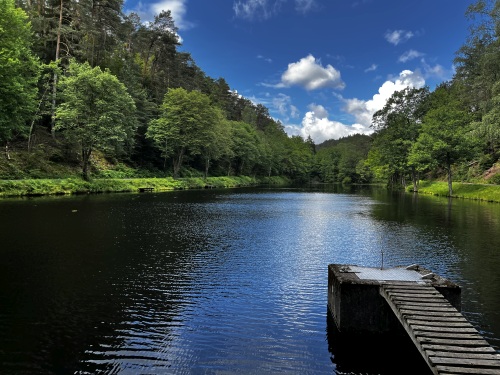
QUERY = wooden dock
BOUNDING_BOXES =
[380,282,500,375]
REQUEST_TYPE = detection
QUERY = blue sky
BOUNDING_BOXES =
[125,0,473,144]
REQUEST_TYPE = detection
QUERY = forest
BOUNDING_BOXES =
[1,0,500,194]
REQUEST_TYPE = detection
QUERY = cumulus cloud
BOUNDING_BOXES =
[285,112,371,144]
[284,69,426,144]
[129,0,193,31]
[385,29,414,45]
[307,103,328,118]
[398,49,425,63]
[265,54,345,91]
[271,93,300,121]
[343,69,425,127]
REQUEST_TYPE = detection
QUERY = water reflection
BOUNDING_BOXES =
[0,187,499,374]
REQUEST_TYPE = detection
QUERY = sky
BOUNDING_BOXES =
[124,0,474,144]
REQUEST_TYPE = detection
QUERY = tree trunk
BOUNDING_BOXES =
[163,139,168,171]
[204,157,210,180]
[51,0,63,138]
[5,142,11,160]
[411,167,419,192]
[447,160,453,197]
[172,148,184,178]
[82,148,92,181]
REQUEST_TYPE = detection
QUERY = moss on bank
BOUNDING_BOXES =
[412,181,500,203]
[0,176,290,198]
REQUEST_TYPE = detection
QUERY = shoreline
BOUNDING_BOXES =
[0,176,290,198]
[411,181,500,203]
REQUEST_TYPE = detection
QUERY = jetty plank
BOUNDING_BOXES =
[436,367,500,375]
[412,325,479,334]
[407,319,472,328]
[427,351,500,360]
[422,345,496,354]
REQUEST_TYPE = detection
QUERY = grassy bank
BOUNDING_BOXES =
[414,181,500,203]
[0,176,290,198]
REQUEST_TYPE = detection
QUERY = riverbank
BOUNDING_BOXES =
[0,176,290,198]
[413,181,500,203]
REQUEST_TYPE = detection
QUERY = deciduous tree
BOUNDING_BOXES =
[55,60,137,179]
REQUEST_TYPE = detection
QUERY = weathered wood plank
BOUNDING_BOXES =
[415,331,484,339]
[391,296,448,304]
[431,355,500,367]
[407,319,472,328]
[405,314,468,322]
[385,289,440,295]
[388,292,445,299]
[412,325,478,334]
[387,290,443,296]
[400,305,458,313]
[416,336,490,346]
[427,351,500,360]
[436,366,500,374]
[397,301,454,308]
[422,345,496,354]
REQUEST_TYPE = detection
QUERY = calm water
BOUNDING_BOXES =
[0,186,499,374]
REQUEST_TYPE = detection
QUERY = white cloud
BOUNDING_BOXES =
[364,64,378,73]
[129,0,193,30]
[233,0,284,20]
[257,54,273,63]
[343,69,425,127]
[233,0,316,19]
[267,54,345,91]
[307,103,328,118]
[298,112,371,144]
[398,49,425,63]
[272,93,300,121]
[385,29,414,45]
[284,69,426,144]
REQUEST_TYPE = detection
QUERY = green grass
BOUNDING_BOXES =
[0,176,290,198]
[413,181,500,203]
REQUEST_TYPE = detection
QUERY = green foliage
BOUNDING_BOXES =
[415,180,500,202]
[146,88,221,177]
[409,83,477,195]
[0,0,40,143]
[315,134,372,183]
[55,60,137,179]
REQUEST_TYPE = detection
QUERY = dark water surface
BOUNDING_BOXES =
[0,186,499,374]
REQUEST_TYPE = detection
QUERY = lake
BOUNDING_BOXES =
[0,186,499,374]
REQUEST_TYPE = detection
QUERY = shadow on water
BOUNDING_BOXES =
[326,309,432,375]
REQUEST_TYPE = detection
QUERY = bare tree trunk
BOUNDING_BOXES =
[82,148,92,181]
[204,157,210,180]
[51,0,63,138]
[163,139,168,171]
[447,158,453,197]
[411,167,418,192]
[172,148,184,178]
[5,143,11,160]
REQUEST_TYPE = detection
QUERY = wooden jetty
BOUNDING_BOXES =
[328,264,500,375]
[138,187,154,193]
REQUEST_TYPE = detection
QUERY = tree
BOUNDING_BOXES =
[369,87,429,190]
[200,112,233,178]
[146,88,219,178]
[0,0,40,156]
[409,83,476,196]
[55,60,137,179]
